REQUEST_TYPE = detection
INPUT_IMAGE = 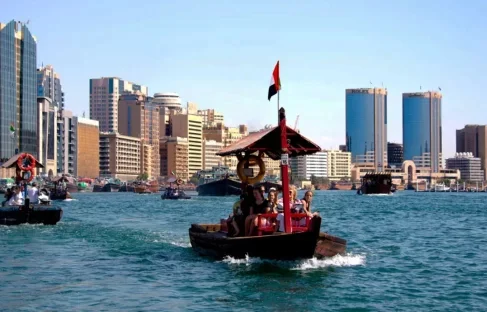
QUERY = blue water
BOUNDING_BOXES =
[1,191,486,311]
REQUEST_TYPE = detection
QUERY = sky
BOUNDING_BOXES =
[2,0,487,158]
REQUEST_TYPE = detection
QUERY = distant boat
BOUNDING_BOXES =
[196,166,242,196]
[357,172,393,195]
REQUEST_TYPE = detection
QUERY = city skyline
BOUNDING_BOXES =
[1,1,487,160]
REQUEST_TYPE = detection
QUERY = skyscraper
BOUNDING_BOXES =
[0,20,37,159]
[456,125,487,180]
[345,88,387,170]
[89,77,148,132]
[402,91,442,172]
[37,65,64,109]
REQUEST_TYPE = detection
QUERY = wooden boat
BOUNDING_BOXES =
[49,176,73,200]
[161,188,191,200]
[0,153,63,225]
[196,177,242,196]
[189,107,347,260]
[356,172,393,195]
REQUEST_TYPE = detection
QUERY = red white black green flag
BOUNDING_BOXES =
[268,61,281,101]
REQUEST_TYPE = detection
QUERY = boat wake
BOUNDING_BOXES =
[63,198,78,201]
[220,253,365,270]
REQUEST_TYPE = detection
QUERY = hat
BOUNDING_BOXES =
[269,187,277,191]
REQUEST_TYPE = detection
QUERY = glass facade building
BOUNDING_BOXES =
[402,91,442,172]
[0,20,37,159]
[345,88,387,170]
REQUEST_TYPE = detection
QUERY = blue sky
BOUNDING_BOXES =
[2,0,486,158]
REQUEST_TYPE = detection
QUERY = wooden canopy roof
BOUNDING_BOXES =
[1,153,44,169]
[217,126,321,160]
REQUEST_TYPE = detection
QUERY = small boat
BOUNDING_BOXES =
[49,176,73,200]
[161,188,191,200]
[189,107,347,260]
[357,172,392,195]
[195,166,242,196]
[0,153,63,225]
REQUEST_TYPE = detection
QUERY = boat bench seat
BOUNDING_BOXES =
[257,213,311,235]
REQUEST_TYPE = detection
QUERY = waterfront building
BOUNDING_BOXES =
[57,109,76,175]
[198,109,224,127]
[37,97,58,176]
[160,137,189,181]
[345,88,387,171]
[446,153,484,182]
[152,92,182,137]
[203,123,248,170]
[326,150,352,180]
[118,93,160,179]
[37,65,64,109]
[387,142,404,168]
[402,91,442,172]
[203,140,223,170]
[0,21,37,160]
[456,125,487,180]
[99,132,141,181]
[171,110,203,176]
[290,151,328,181]
[75,118,99,178]
[89,77,148,132]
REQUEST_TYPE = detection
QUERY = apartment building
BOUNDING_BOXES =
[37,97,58,176]
[171,113,203,176]
[203,140,223,170]
[326,150,352,180]
[118,93,160,179]
[99,132,141,181]
[290,151,328,181]
[76,118,100,178]
[161,137,189,181]
[197,109,224,127]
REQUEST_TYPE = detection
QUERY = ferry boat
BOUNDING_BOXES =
[357,172,393,195]
[0,153,63,225]
[195,166,242,196]
[189,107,347,260]
[430,183,450,192]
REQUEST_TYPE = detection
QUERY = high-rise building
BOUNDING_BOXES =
[402,91,442,172]
[446,153,484,182]
[99,132,141,180]
[89,77,148,132]
[171,112,203,176]
[387,142,404,168]
[160,137,189,181]
[290,151,328,181]
[57,110,76,175]
[0,20,37,159]
[325,150,352,181]
[152,92,182,138]
[118,93,160,179]
[75,118,99,178]
[203,140,223,170]
[456,125,487,180]
[37,65,64,109]
[345,88,387,170]
[37,97,58,176]
[198,109,224,127]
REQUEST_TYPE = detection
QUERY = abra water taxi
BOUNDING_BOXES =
[0,153,62,225]
[189,107,347,260]
[357,172,393,195]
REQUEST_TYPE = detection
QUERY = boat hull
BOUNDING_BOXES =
[0,206,63,225]
[162,195,191,200]
[189,216,346,260]
[357,184,392,195]
[196,178,242,196]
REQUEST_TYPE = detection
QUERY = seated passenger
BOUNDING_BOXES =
[244,186,269,236]
[8,186,24,206]
[276,186,303,232]
[266,190,278,213]
[228,194,245,237]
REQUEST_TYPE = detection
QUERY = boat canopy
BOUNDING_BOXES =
[1,153,44,169]
[216,126,321,160]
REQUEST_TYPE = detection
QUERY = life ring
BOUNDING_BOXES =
[16,168,34,183]
[237,155,266,185]
[17,153,36,171]
[176,178,183,185]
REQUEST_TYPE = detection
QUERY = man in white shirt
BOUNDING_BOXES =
[28,182,39,204]
[8,186,24,206]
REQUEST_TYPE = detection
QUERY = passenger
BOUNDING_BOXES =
[259,185,266,199]
[28,182,39,204]
[229,194,245,236]
[276,186,302,232]
[8,186,24,206]
[301,190,316,217]
[244,186,269,236]
[266,190,278,213]
[2,188,12,207]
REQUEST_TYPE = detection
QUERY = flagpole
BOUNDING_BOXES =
[277,90,280,125]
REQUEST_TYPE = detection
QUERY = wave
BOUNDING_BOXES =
[220,252,366,270]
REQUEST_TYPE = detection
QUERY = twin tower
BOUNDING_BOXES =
[345,88,442,172]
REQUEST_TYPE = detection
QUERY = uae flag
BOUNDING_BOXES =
[268,61,281,101]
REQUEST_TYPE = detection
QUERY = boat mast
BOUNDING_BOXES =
[279,107,292,233]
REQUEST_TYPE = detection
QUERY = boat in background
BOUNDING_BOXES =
[357,172,393,195]
[189,107,347,260]
[196,166,242,196]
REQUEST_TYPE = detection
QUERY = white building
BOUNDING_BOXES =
[203,140,223,170]
[290,151,328,180]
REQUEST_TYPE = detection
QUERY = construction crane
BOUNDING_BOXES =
[294,115,300,132]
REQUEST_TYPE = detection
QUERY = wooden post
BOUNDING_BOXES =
[279,108,292,233]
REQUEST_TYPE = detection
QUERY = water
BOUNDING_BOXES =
[1,191,486,311]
